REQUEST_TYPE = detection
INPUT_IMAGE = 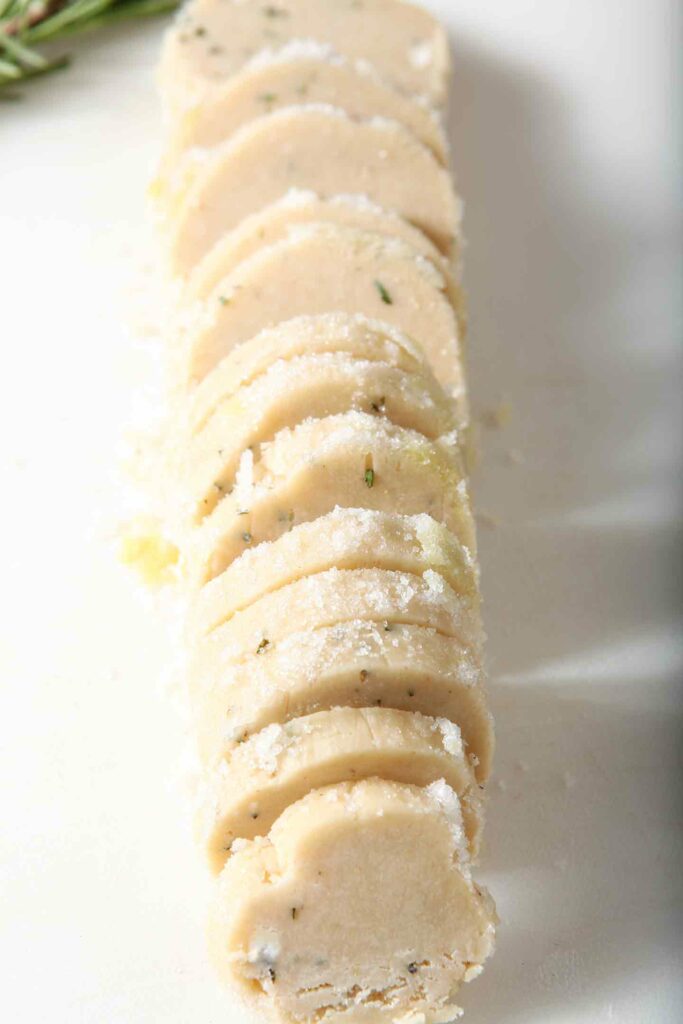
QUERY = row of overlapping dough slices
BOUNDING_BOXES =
[155,1,496,1021]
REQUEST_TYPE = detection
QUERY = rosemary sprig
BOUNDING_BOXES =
[0,0,180,91]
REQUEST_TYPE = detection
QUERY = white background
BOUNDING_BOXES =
[1,1,681,1021]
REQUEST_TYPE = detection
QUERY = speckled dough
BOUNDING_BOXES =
[190,566,478,671]
[208,780,496,1024]
[177,353,459,522]
[188,509,478,636]
[165,107,459,272]
[155,48,448,207]
[192,620,494,784]
[184,192,456,303]
[183,313,433,435]
[176,224,464,395]
[198,707,483,873]
[182,411,474,585]
[159,0,451,114]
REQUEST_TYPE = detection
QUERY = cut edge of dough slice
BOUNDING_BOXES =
[154,45,448,207]
[175,222,463,394]
[165,105,460,271]
[159,0,452,114]
[189,508,478,636]
[179,352,459,522]
[184,189,459,303]
[193,620,494,784]
[182,411,473,585]
[198,706,484,873]
[183,313,433,436]
[208,779,496,1024]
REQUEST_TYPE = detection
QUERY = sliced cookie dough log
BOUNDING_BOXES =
[159,0,451,115]
[208,780,496,1024]
[166,107,459,272]
[194,621,494,784]
[155,45,448,206]
[185,191,458,303]
[180,353,459,522]
[178,224,463,395]
[189,509,478,636]
[190,566,478,674]
[185,314,432,435]
[183,412,473,585]
[199,707,483,873]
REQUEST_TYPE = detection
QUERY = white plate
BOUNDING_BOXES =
[0,2,681,1021]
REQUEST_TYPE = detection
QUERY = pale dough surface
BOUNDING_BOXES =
[190,566,478,669]
[159,0,451,113]
[178,354,459,522]
[185,193,455,303]
[192,620,494,784]
[189,509,478,635]
[198,706,483,872]
[155,47,447,207]
[184,314,432,434]
[176,223,463,391]
[166,106,459,272]
[184,411,473,584]
[208,779,496,1024]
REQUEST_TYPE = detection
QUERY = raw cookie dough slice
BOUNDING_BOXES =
[190,509,478,636]
[166,107,459,272]
[190,567,477,670]
[178,224,462,392]
[186,314,431,435]
[155,47,448,207]
[193,621,494,783]
[184,412,473,585]
[159,0,451,114]
[185,191,456,303]
[199,707,483,873]
[181,353,459,521]
[208,779,496,1024]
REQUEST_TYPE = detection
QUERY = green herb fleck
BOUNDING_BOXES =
[374,280,393,305]
[258,92,277,104]
[364,468,375,488]
[242,531,253,543]
[194,25,206,36]
[218,295,230,306]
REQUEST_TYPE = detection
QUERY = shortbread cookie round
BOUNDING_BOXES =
[160,0,451,113]
[198,707,483,872]
[180,353,459,520]
[208,779,496,1024]
[178,224,462,394]
[166,107,459,271]
[185,191,455,303]
[183,412,472,584]
[189,509,478,635]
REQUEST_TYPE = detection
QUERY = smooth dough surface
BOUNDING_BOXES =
[179,353,459,521]
[192,620,494,783]
[190,566,478,671]
[189,508,478,635]
[177,224,463,393]
[184,313,432,434]
[208,779,496,1024]
[198,707,483,872]
[182,412,473,584]
[159,0,451,113]
[166,107,459,272]
[156,48,448,206]
[185,191,455,303]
